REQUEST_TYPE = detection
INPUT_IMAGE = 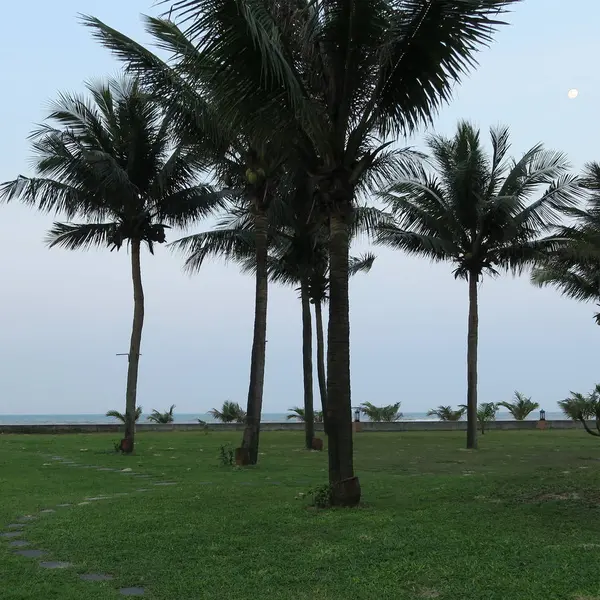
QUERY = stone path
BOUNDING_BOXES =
[0,453,179,596]
[1,452,299,597]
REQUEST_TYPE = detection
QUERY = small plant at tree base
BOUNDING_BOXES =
[498,392,539,421]
[218,444,234,467]
[307,483,334,509]
[147,404,175,424]
[558,386,600,437]
[427,406,466,421]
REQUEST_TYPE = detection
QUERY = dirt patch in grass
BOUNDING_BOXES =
[533,492,581,502]
[419,589,441,598]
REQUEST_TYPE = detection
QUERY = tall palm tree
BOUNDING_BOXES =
[85,0,521,505]
[427,406,466,421]
[246,201,379,449]
[497,391,539,420]
[532,162,600,325]
[376,122,581,449]
[0,78,219,453]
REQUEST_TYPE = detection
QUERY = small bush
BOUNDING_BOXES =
[307,483,333,509]
[218,444,234,467]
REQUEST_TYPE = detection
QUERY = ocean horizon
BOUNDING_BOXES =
[0,411,565,425]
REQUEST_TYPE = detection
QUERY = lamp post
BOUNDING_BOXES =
[352,407,362,433]
[537,408,547,431]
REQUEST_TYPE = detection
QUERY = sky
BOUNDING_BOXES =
[0,0,598,416]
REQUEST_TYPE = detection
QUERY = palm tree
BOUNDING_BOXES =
[558,391,595,422]
[376,123,581,450]
[558,387,600,438]
[427,406,466,421]
[532,162,600,325]
[287,407,324,423]
[246,202,380,449]
[498,391,539,420]
[86,0,521,505]
[209,401,246,423]
[476,402,499,435]
[359,402,402,423]
[106,406,143,423]
[0,78,219,453]
[147,404,176,424]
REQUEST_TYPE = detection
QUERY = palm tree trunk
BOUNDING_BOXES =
[327,213,360,507]
[314,300,328,423]
[300,281,315,449]
[240,209,269,465]
[466,270,479,450]
[123,239,144,453]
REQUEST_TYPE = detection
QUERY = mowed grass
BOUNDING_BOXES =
[2,431,600,599]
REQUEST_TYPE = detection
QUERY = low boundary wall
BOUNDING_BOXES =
[0,420,587,434]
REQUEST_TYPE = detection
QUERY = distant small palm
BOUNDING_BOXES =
[106,407,143,423]
[147,405,175,424]
[498,392,539,421]
[360,402,402,423]
[286,407,323,423]
[558,392,596,421]
[427,406,465,421]
[209,401,246,423]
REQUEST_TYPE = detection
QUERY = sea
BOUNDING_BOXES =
[0,411,567,425]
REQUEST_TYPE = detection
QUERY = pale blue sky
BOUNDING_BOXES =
[0,1,598,416]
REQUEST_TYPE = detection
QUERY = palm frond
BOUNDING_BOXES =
[45,222,119,251]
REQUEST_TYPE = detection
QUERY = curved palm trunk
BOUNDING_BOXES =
[300,282,315,449]
[327,213,360,506]
[466,271,479,450]
[123,239,144,453]
[314,300,328,422]
[240,210,269,465]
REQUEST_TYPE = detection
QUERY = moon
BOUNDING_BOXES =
[568,88,579,99]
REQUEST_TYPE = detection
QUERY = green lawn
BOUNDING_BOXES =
[1,430,600,599]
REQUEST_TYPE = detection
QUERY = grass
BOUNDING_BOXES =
[1,430,600,599]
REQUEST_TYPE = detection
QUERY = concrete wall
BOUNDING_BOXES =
[0,420,587,435]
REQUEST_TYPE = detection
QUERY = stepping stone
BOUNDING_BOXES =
[97,467,114,471]
[56,504,72,508]
[114,493,130,497]
[136,489,149,493]
[9,540,30,548]
[18,516,36,521]
[51,457,63,461]
[154,482,177,486]
[80,574,114,582]
[14,549,46,558]
[134,474,150,478]
[40,509,55,514]
[1,531,23,538]
[85,497,109,501]
[40,561,72,569]
[6,524,25,529]
[120,587,145,596]
[77,502,91,506]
